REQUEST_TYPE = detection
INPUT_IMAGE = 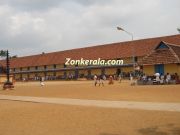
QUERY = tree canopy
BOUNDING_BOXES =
[0,50,7,57]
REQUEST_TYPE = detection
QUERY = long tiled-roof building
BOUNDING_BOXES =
[0,34,180,80]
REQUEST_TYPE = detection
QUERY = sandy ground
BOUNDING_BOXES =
[0,81,180,135]
[0,100,180,135]
[0,80,180,102]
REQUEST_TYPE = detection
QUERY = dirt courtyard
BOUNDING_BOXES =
[0,80,180,135]
[0,100,180,135]
[0,80,180,102]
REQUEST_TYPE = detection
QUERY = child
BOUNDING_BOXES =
[98,75,104,86]
[119,73,122,83]
[108,75,114,84]
[40,76,45,86]
[94,75,98,86]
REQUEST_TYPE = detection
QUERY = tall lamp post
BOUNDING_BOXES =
[117,26,135,76]
[117,27,133,40]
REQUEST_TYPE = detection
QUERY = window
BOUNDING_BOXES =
[156,42,169,49]
[134,57,138,62]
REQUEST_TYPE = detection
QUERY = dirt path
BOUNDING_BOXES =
[1,81,180,103]
[1,95,180,112]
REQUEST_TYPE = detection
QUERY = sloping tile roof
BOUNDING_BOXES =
[140,41,180,65]
[169,44,180,61]
[0,34,180,68]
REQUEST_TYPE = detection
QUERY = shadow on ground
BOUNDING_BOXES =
[99,124,180,135]
[138,123,180,135]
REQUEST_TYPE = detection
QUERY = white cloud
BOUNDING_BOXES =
[0,0,179,57]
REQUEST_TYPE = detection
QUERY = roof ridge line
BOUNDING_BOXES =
[162,41,180,47]
[167,44,180,63]
[6,34,180,59]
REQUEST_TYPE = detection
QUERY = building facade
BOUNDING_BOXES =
[0,34,180,81]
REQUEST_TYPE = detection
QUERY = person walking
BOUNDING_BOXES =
[98,75,104,86]
[108,75,114,85]
[119,73,122,83]
[94,74,98,86]
[40,76,45,86]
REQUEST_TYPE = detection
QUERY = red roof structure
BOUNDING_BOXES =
[140,41,180,65]
[0,34,180,68]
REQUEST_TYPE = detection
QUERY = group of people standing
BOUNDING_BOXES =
[93,74,116,86]
[141,72,180,84]
[93,74,106,86]
[154,72,180,84]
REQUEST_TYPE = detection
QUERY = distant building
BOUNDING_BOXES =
[0,34,180,81]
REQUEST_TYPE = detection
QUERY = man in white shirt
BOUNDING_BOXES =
[166,73,171,84]
[94,75,97,86]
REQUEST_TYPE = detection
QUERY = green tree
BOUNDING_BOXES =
[0,50,17,59]
[0,50,7,57]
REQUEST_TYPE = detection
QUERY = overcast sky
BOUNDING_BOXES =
[0,0,180,56]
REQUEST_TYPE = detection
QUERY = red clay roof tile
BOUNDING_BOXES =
[140,41,180,65]
[0,34,180,68]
